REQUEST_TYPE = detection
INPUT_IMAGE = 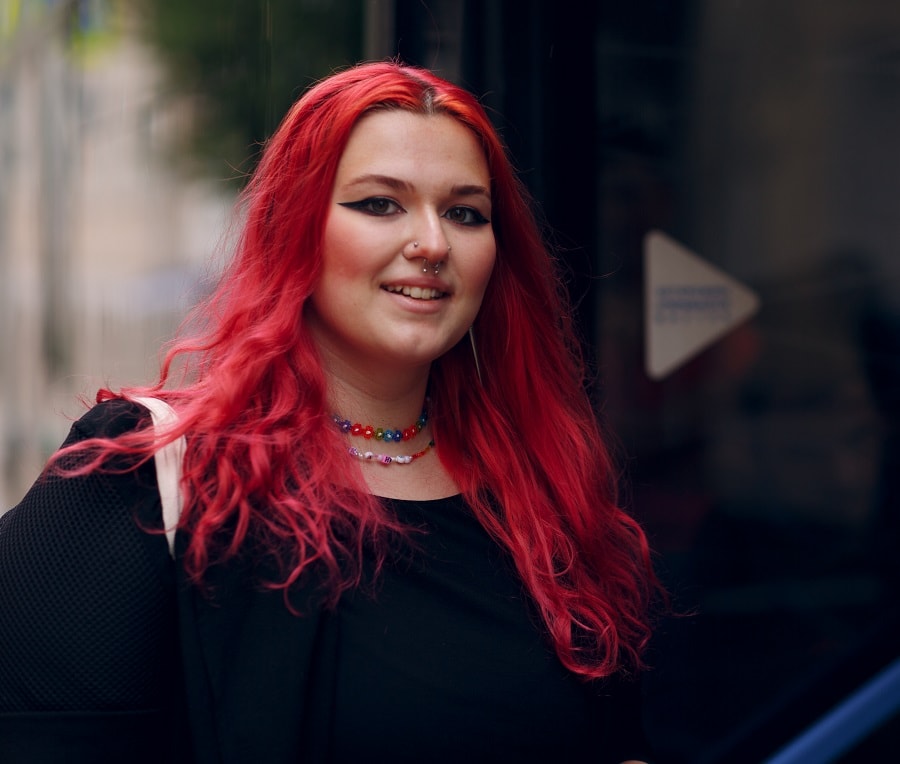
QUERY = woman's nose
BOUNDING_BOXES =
[401,213,451,268]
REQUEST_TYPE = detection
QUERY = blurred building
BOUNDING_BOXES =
[0,1,232,506]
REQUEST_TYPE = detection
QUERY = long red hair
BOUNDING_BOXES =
[63,61,658,679]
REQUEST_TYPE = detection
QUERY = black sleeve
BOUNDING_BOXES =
[0,399,190,763]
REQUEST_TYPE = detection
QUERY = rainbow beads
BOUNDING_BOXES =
[332,406,428,443]
[332,403,433,465]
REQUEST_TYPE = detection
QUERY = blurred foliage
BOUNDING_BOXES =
[136,0,364,183]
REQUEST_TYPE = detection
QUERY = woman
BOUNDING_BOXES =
[0,62,658,763]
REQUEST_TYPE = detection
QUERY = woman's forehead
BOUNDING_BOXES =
[334,111,490,191]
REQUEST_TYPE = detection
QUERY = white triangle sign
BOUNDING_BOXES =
[644,230,760,380]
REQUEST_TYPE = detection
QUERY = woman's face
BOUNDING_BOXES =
[308,110,496,378]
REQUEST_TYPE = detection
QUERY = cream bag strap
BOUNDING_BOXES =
[132,396,185,558]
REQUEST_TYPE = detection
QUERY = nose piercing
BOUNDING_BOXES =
[412,241,419,249]
[422,258,443,276]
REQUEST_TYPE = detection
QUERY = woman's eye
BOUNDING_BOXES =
[445,206,490,226]
[338,197,402,216]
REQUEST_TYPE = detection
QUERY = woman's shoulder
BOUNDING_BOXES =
[2,398,164,540]
[4,396,165,536]
[65,396,153,444]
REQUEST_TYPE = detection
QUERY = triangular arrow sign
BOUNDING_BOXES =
[644,230,760,380]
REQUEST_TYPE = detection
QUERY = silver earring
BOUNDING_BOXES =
[468,326,484,386]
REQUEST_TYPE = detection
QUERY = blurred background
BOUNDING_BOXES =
[2,1,898,761]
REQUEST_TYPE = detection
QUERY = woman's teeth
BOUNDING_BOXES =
[384,285,445,300]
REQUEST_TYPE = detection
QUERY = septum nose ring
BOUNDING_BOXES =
[422,258,443,275]
[418,244,451,275]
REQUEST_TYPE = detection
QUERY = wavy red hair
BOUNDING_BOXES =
[61,61,658,679]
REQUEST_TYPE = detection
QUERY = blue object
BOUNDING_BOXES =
[763,656,900,763]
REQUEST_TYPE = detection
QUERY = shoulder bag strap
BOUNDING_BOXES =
[132,396,185,558]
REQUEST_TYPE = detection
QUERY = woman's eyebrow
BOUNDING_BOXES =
[342,174,490,201]
[451,184,491,200]
[342,173,411,192]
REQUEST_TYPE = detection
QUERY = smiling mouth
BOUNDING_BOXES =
[383,285,447,301]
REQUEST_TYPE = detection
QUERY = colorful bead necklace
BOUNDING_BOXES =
[331,405,428,443]
[332,404,433,466]
[347,440,435,466]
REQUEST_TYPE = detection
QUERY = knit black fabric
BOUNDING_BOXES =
[0,400,179,714]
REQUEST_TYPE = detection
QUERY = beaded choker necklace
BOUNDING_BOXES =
[331,406,428,443]
[332,404,433,466]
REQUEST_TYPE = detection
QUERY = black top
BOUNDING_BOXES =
[0,399,652,763]
[332,495,645,762]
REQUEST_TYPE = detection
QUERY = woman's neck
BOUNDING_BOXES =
[318,349,459,501]
[323,361,431,433]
